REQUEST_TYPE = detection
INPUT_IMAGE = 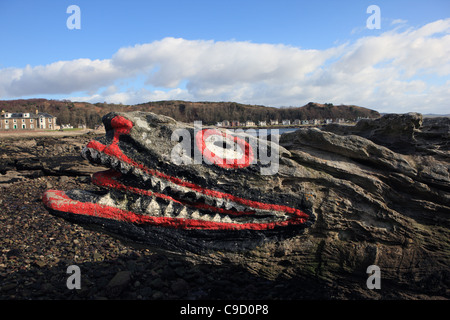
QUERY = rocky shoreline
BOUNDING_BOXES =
[0,134,333,300]
[1,113,449,300]
[1,175,329,300]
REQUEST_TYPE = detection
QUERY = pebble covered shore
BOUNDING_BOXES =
[0,175,328,300]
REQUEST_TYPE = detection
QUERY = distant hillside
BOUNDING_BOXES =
[0,99,380,129]
[423,114,450,118]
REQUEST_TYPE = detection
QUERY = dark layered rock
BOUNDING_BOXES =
[0,134,107,186]
[323,112,449,157]
[37,111,449,298]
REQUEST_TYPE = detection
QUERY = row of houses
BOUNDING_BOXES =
[216,118,347,127]
[0,110,58,130]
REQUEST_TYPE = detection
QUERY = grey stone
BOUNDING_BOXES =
[106,271,132,296]
[41,111,450,298]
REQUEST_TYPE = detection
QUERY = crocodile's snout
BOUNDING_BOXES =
[43,111,314,252]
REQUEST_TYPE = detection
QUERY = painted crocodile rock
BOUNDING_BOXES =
[43,111,315,252]
[42,111,449,296]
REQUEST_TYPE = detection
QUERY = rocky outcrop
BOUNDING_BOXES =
[267,113,449,297]
[323,112,449,157]
[38,112,449,298]
[0,134,107,186]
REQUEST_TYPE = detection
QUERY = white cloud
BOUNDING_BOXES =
[69,87,193,105]
[0,59,125,97]
[112,38,341,89]
[1,19,449,114]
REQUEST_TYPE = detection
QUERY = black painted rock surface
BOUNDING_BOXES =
[40,111,449,298]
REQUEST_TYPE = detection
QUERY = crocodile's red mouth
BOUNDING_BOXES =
[43,115,310,231]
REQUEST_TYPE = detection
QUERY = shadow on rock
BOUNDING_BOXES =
[0,249,337,300]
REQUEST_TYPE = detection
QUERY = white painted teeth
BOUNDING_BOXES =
[159,180,167,192]
[119,162,132,174]
[222,216,232,223]
[142,197,231,223]
[191,211,200,220]
[96,192,243,223]
[224,201,233,210]
[132,167,143,176]
[130,198,143,213]
[177,207,188,219]
[110,157,119,168]
[145,175,250,214]
[85,147,287,224]
[146,199,161,216]
[215,198,224,207]
[163,202,174,217]
[84,149,239,212]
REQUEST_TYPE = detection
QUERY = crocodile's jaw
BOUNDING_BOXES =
[43,169,308,231]
[42,112,314,252]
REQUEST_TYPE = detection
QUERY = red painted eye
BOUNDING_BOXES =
[195,129,254,169]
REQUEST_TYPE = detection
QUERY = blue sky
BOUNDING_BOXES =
[0,0,449,113]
